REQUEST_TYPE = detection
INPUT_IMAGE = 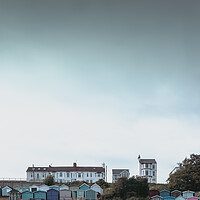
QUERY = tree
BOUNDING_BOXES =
[43,175,55,186]
[168,154,200,191]
[103,176,149,200]
[95,179,110,189]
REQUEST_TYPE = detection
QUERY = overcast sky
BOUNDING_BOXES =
[0,0,200,183]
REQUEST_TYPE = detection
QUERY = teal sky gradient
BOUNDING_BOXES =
[0,0,200,182]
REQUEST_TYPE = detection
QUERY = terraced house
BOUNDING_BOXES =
[26,162,105,183]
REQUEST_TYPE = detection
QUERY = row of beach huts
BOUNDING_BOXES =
[149,189,200,200]
[0,183,103,200]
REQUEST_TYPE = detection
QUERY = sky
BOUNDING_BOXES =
[0,0,200,183]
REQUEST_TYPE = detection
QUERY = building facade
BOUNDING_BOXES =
[138,155,157,183]
[112,169,130,183]
[26,163,105,183]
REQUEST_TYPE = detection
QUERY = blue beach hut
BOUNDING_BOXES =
[47,189,59,200]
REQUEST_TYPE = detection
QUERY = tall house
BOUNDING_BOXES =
[26,162,105,183]
[112,169,130,183]
[138,156,157,183]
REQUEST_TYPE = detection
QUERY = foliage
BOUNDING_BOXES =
[149,183,169,191]
[95,179,110,189]
[103,176,149,200]
[168,154,200,191]
[43,175,55,186]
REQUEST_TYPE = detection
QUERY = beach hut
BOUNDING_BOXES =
[34,190,47,200]
[149,190,160,198]
[183,191,194,199]
[175,196,185,200]
[195,192,200,198]
[151,195,164,200]
[39,185,50,192]
[47,189,59,200]
[2,186,12,196]
[60,184,70,191]
[49,185,60,191]
[70,186,79,191]
[8,188,21,200]
[186,198,199,200]
[160,190,170,197]
[60,189,72,200]
[79,183,90,191]
[77,190,84,200]
[85,189,97,200]
[91,184,103,194]
[14,186,30,193]
[30,184,40,192]
[21,191,33,200]
[171,190,181,198]
[163,196,175,200]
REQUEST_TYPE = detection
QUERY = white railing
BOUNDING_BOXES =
[0,178,26,181]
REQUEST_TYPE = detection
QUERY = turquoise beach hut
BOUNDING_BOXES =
[160,190,170,197]
[21,191,33,200]
[34,190,47,200]
[79,183,90,191]
[85,189,97,200]
[151,195,164,200]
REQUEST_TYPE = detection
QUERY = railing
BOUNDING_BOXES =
[0,178,27,181]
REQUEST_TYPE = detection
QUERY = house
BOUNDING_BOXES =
[60,189,72,200]
[2,186,12,197]
[47,189,59,200]
[21,191,33,200]
[171,190,181,198]
[138,155,157,183]
[112,169,130,183]
[33,190,47,200]
[160,190,170,197]
[91,183,103,194]
[79,183,90,191]
[85,189,97,200]
[8,189,21,200]
[26,162,105,183]
[151,195,163,200]
[182,191,194,199]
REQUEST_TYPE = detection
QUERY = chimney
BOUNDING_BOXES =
[73,162,77,168]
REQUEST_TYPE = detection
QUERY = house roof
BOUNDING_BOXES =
[27,164,105,173]
[139,159,157,164]
[112,169,129,175]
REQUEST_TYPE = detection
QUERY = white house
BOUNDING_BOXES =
[112,169,130,183]
[138,155,157,183]
[26,162,105,183]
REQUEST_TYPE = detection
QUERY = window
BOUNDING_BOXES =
[152,165,155,169]
[90,173,92,177]
[145,170,148,176]
[60,172,62,177]
[67,173,69,178]
[153,171,155,176]
[87,173,89,177]
[78,173,81,178]
[31,173,33,177]
[145,164,148,168]
[37,173,39,179]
